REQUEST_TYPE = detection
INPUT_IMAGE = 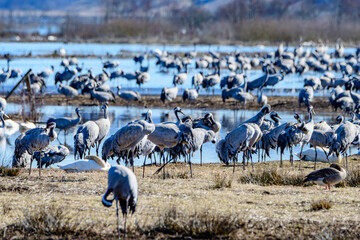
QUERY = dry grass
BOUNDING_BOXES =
[0,167,20,177]
[238,167,304,186]
[213,173,232,189]
[310,200,333,211]
[0,160,360,239]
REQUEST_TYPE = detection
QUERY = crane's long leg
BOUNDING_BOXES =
[290,147,294,168]
[321,147,330,163]
[251,151,254,170]
[200,145,203,166]
[39,156,42,177]
[189,154,193,178]
[280,153,283,168]
[314,146,317,170]
[142,156,147,178]
[124,212,127,239]
[64,130,67,145]
[116,199,120,240]
[29,157,33,175]
[298,143,304,170]
[242,151,246,170]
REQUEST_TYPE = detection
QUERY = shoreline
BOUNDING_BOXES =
[5,94,334,113]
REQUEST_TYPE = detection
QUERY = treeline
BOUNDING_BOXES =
[57,0,360,44]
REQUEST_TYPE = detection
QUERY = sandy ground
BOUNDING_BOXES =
[5,94,332,113]
[1,159,360,239]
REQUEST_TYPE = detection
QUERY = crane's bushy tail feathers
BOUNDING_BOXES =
[102,188,114,207]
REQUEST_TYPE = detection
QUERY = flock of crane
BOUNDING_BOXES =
[0,40,360,110]
[2,40,360,237]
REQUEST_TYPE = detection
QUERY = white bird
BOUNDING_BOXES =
[4,118,19,135]
[0,97,6,111]
[60,155,110,172]
[102,165,138,238]
[0,110,8,138]
[19,121,36,132]
[95,105,111,155]
[295,148,341,163]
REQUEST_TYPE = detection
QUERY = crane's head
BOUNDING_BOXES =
[307,105,315,115]
[101,104,108,111]
[174,107,185,116]
[46,122,56,129]
[270,111,281,120]
[0,110,9,119]
[336,115,343,124]
[260,104,271,114]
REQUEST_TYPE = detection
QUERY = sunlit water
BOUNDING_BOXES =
[1,103,343,169]
[0,57,344,95]
[0,42,357,56]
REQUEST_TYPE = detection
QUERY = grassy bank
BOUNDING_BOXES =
[1,159,360,239]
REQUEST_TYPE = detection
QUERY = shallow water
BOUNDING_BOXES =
[2,103,342,169]
[0,42,357,56]
[0,57,342,95]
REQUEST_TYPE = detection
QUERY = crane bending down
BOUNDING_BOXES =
[14,122,57,176]
[102,165,138,239]
[74,121,99,159]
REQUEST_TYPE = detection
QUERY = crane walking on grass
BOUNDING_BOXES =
[102,165,138,239]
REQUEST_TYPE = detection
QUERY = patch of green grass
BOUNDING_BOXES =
[310,200,332,211]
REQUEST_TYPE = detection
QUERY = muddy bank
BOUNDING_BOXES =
[5,94,334,113]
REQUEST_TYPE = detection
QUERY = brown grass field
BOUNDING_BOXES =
[1,157,360,239]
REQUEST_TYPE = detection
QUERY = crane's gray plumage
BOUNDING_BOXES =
[47,107,82,136]
[13,122,57,175]
[329,121,360,168]
[95,105,111,155]
[182,88,199,102]
[58,84,79,98]
[74,121,99,159]
[90,88,116,105]
[160,86,178,103]
[117,86,141,103]
[102,165,138,238]
[33,145,69,168]
[242,104,271,126]
[299,86,314,107]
